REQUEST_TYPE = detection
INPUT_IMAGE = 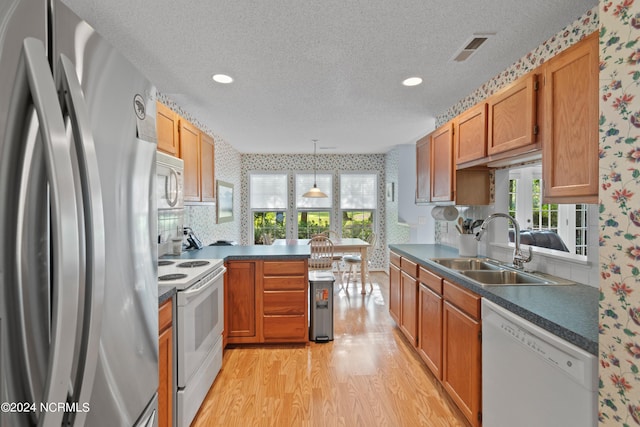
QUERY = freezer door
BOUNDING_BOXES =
[1,2,84,427]
[52,1,159,426]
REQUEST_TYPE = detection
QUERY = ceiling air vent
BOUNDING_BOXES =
[452,33,495,62]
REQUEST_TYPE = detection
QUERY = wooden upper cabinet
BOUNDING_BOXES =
[415,134,431,204]
[488,73,538,155]
[156,102,179,156]
[542,32,598,203]
[430,122,455,202]
[179,119,201,202]
[456,103,487,164]
[200,133,216,202]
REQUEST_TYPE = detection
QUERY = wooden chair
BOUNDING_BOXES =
[308,235,335,271]
[321,231,344,280]
[262,233,272,245]
[342,232,377,293]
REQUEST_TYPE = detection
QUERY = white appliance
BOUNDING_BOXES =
[156,150,184,210]
[482,299,597,427]
[158,259,226,427]
[1,1,158,425]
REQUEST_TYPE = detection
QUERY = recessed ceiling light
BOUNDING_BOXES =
[212,74,233,84]
[402,77,422,87]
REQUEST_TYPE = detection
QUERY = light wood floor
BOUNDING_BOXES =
[192,272,468,426]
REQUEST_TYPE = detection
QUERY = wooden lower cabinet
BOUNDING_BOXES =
[418,283,443,380]
[158,299,173,427]
[442,281,482,427]
[225,259,308,344]
[400,270,418,346]
[262,260,308,343]
[389,253,401,324]
[226,261,257,343]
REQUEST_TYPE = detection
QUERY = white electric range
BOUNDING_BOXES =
[157,258,225,427]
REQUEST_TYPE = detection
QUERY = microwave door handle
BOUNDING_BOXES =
[166,167,179,207]
[19,38,81,427]
[57,54,106,427]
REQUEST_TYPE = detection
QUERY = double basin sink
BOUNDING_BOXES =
[431,258,575,286]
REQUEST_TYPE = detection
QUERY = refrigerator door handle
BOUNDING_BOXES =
[56,54,106,427]
[20,38,81,427]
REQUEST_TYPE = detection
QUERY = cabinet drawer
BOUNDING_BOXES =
[390,251,401,268]
[263,316,307,341]
[263,276,306,291]
[419,266,443,295]
[263,291,306,315]
[263,260,306,276]
[159,299,172,333]
[400,257,418,277]
[443,280,480,319]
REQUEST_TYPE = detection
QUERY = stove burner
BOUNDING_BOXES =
[177,260,211,268]
[158,260,175,266]
[159,273,188,281]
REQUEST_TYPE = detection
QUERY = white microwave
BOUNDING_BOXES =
[156,151,184,210]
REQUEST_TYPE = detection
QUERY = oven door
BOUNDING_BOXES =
[176,267,225,388]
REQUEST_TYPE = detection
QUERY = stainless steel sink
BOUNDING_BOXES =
[432,258,502,271]
[459,269,552,285]
[431,257,575,286]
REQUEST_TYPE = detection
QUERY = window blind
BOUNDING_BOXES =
[250,173,288,209]
[340,173,377,209]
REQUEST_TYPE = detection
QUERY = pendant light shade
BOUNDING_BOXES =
[303,140,328,198]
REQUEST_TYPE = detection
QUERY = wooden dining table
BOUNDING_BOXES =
[273,238,370,294]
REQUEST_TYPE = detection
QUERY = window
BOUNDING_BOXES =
[295,173,332,238]
[340,173,376,239]
[250,173,287,244]
[509,166,587,255]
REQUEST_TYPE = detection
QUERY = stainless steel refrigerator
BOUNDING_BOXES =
[0,0,159,426]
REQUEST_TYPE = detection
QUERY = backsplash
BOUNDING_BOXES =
[158,209,184,255]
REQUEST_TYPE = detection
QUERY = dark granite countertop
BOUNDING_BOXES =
[158,286,176,305]
[161,244,310,261]
[389,244,598,355]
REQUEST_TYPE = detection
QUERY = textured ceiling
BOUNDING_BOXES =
[61,0,597,154]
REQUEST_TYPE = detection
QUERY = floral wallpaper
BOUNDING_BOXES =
[598,0,640,424]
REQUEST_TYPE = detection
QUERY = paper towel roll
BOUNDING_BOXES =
[431,205,459,221]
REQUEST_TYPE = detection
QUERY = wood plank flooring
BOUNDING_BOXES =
[192,272,468,426]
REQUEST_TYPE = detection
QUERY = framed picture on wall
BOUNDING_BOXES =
[216,180,234,223]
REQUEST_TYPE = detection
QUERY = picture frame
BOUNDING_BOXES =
[386,182,395,202]
[216,180,234,223]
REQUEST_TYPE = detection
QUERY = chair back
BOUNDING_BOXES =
[366,232,377,256]
[262,233,272,245]
[308,235,334,270]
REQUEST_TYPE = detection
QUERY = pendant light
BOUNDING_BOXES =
[303,140,328,198]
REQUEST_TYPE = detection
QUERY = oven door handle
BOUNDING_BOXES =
[181,267,226,298]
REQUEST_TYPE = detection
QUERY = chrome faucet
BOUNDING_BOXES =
[475,213,532,269]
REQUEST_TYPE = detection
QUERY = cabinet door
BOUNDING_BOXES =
[442,301,481,427]
[158,299,173,427]
[488,73,537,155]
[399,271,418,346]
[418,283,443,380]
[200,133,215,202]
[415,134,431,203]
[430,122,454,202]
[179,119,201,202]
[226,261,257,341]
[158,325,173,427]
[542,32,598,203]
[389,263,401,324]
[156,102,179,156]
[456,103,487,164]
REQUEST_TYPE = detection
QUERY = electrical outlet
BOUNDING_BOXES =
[419,216,427,225]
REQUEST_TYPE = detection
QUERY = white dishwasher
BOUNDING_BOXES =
[482,299,597,427]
